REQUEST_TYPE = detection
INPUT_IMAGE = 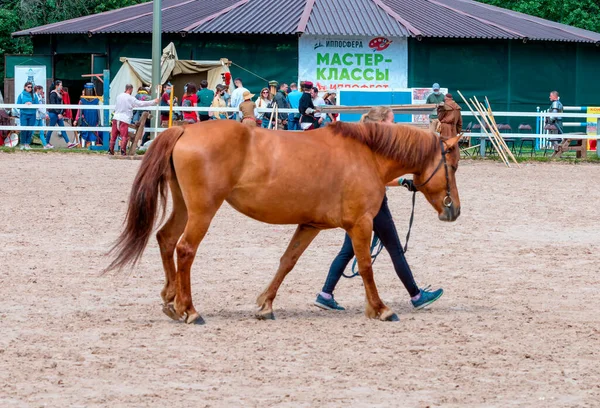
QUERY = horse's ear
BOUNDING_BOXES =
[442,136,461,151]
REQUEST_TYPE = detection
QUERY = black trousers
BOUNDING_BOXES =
[321,195,420,297]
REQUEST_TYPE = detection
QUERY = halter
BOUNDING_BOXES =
[414,139,453,208]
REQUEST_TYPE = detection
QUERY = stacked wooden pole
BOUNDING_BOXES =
[482,96,520,168]
[457,90,520,168]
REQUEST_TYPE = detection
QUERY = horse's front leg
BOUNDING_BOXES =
[256,224,320,320]
[348,217,399,322]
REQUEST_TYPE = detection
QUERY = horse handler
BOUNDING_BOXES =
[109,84,158,155]
[314,106,444,312]
[437,93,462,138]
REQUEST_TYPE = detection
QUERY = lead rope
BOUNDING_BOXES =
[344,234,383,278]
[403,190,417,253]
[344,139,449,279]
[343,190,417,279]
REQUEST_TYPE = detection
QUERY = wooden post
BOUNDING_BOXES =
[483,97,521,167]
[476,97,519,167]
[168,85,174,128]
[457,90,509,167]
[471,97,512,166]
[470,98,511,166]
[128,111,150,155]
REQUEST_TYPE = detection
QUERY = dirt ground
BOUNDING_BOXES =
[1,153,599,407]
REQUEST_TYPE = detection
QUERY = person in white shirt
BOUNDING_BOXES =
[109,84,158,155]
[311,87,326,127]
[229,77,249,120]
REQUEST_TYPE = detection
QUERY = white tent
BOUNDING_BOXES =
[109,42,230,104]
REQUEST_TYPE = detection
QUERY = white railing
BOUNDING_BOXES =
[0,104,299,134]
[1,103,599,139]
[0,104,299,113]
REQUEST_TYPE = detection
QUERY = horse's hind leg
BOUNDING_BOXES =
[256,225,320,320]
[156,177,188,320]
[349,218,398,322]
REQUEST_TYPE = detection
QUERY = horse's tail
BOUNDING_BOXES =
[104,126,186,273]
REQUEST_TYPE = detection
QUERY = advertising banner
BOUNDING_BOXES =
[411,87,448,124]
[586,106,599,151]
[298,35,408,91]
[14,65,47,102]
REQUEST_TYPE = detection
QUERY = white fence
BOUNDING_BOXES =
[0,104,299,134]
[1,103,600,140]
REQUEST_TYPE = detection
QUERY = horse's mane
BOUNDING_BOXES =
[329,121,439,168]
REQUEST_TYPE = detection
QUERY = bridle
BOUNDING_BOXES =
[343,138,457,278]
[402,138,455,254]
[414,138,454,208]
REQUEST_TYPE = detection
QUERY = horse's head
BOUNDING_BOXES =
[413,135,461,222]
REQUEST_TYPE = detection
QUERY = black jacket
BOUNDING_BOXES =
[48,90,64,115]
[273,91,290,121]
[298,92,316,124]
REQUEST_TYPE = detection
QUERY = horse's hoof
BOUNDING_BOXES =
[256,311,275,320]
[384,313,400,322]
[162,304,181,321]
[380,310,400,322]
[185,312,205,325]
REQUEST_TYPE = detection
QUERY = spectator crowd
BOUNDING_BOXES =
[157,77,338,131]
[12,76,558,155]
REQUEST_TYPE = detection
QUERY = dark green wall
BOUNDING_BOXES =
[27,34,600,127]
[29,33,299,94]
[408,38,600,128]
[187,34,298,92]
[4,55,53,78]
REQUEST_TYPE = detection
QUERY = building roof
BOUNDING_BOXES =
[12,0,600,44]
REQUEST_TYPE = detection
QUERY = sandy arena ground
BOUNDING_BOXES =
[1,153,599,407]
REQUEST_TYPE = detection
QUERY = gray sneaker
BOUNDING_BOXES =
[314,294,345,311]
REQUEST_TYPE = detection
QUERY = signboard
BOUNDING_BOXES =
[586,107,600,136]
[586,107,599,151]
[14,66,47,102]
[337,88,412,122]
[298,35,408,92]
[411,87,448,124]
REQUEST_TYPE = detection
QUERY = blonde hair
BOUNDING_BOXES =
[360,106,393,123]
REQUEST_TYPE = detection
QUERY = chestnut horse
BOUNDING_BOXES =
[106,120,461,324]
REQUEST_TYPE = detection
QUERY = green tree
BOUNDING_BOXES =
[0,3,33,84]
[478,0,600,33]
[92,0,147,14]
